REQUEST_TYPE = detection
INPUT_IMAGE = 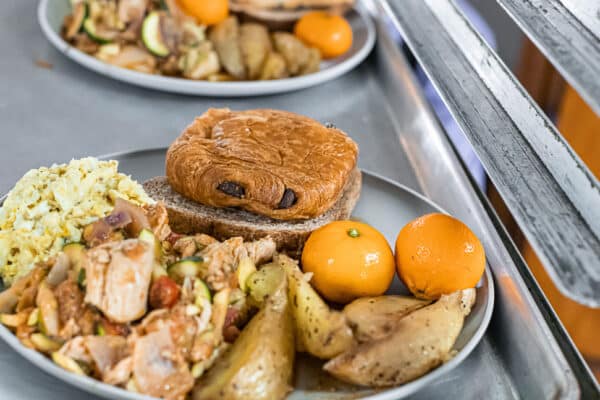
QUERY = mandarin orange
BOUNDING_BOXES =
[301,221,395,304]
[294,11,353,59]
[395,213,485,300]
[177,0,228,25]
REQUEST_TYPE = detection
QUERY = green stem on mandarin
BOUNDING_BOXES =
[347,228,360,238]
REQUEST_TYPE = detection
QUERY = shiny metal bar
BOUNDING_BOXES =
[382,0,600,307]
[496,0,600,115]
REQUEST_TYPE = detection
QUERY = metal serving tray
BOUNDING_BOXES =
[0,0,595,398]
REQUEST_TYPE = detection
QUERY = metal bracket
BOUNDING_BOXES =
[382,0,600,307]
[496,0,600,116]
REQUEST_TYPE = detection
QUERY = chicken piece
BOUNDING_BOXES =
[84,239,154,323]
[137,305,210,362]
[194,234,218,248]
[343,295,431,342]
[133,326,194,400]
[324,289,477,387]
[209,16,246,79]
[59,335,129,379]
[243,238,277,266]
[85,335,130,377]
[173,236,197,258]
[54,279,84,326]
[239,23,272,79]
[118,0,147,24]
[272,32,312,75]
[199,237,276,290]
[15,266,48,312]
[59,336,93,365]
[104,356,133,385]
[0,265,47,313]
[144,202,172,241]
[118,0,148,40]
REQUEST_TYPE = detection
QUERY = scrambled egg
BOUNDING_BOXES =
[0,158,153,284]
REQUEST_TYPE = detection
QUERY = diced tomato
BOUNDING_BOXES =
[149,276,181,309]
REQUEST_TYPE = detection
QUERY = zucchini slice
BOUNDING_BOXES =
[235,257,257,293]
[142,11,170,57]
[139,229,162,261]
[168,256,205,283]
[194,278,212,303]
[83,19,115,44]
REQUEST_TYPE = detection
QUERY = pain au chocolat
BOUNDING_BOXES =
[165,108,359,220]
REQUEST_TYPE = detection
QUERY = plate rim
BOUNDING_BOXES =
[37,0,376,97]
[0,147,494,400]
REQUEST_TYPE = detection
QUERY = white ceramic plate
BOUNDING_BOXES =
[37,0,376,97]
[0,148,494,400]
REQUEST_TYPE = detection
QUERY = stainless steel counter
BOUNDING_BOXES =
[1,0,598,399]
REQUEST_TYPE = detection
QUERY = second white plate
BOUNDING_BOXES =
[38,0,376,97]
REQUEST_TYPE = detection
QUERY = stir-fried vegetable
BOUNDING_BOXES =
[61,0,322,80]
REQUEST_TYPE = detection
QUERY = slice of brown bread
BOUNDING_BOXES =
[143,168,362,257]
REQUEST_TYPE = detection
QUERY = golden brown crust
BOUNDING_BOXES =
[166,108,358,220]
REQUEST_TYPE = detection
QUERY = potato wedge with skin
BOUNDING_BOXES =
[209,16,246,79]
[276,254,354,359]
[260,51,288,80]
[324,289,476,387]
[344,295,431,342]
[272,32,311,76]
[193,266,294,400]
[239,23,272,80]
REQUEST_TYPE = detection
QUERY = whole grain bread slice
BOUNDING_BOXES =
[143,168,362,257]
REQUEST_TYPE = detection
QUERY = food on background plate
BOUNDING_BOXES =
[301,220,395,304]
[61,0,350,81]
[177,0,229,25]
[144,108,361,255]
[395,213,486,300]
[0,158,151,285]
[230,0,354,28]
[294,11,353,59]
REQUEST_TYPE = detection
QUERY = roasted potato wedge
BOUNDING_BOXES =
[275,254,354,359]
[260,51,288,80]
[324,289,476,387]
[344,295,431,342]
[272,32,312,75]
[239,23,272,80]
[193,265,294,400]
[209,16,246,79]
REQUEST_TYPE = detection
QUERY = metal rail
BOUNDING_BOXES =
[495,0,600,116]
[381,0,600,307]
